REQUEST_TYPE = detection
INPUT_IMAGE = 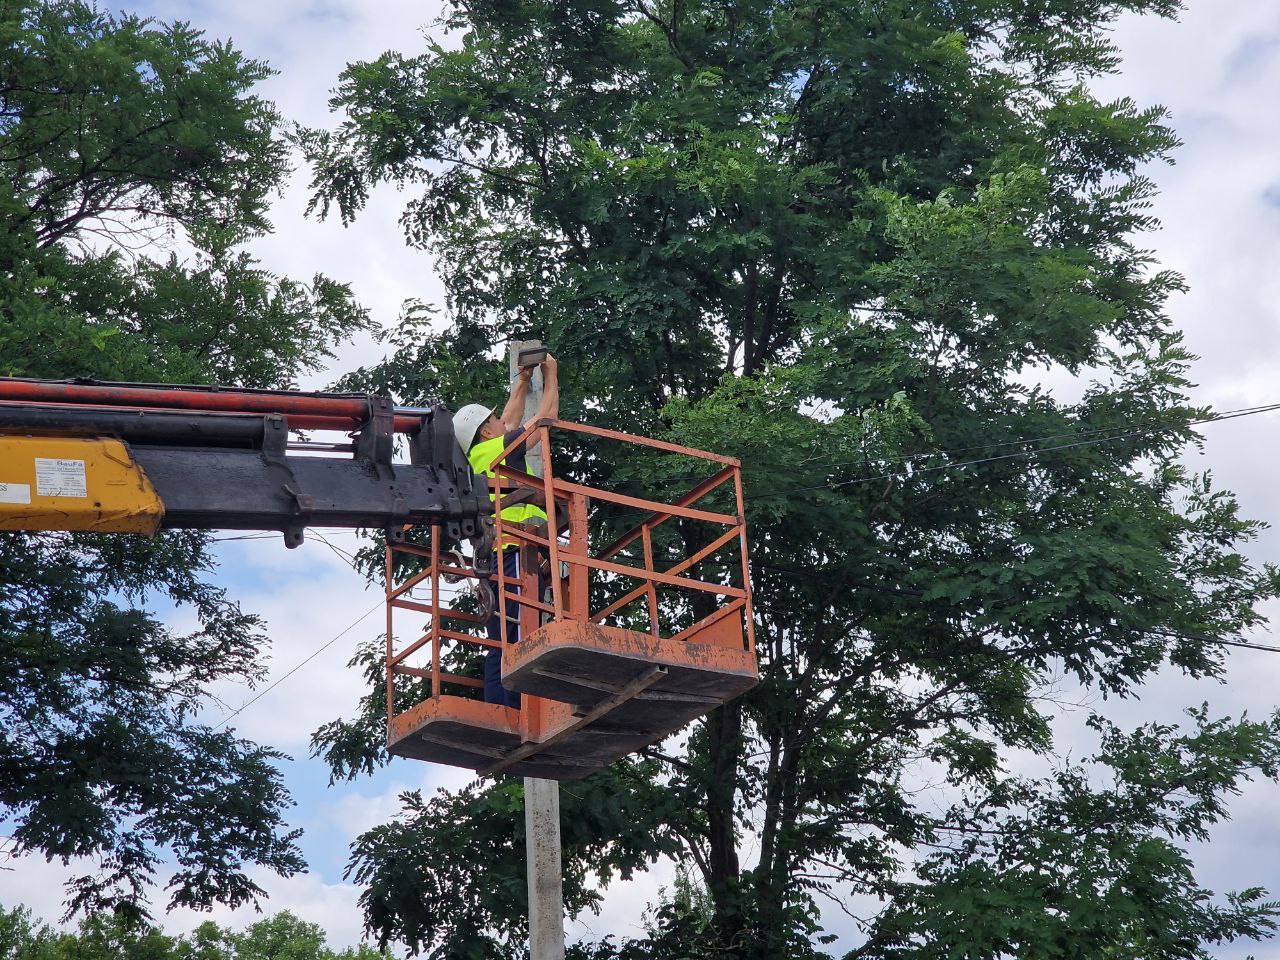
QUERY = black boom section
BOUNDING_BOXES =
[134,446,484,540]
[0,405,269,447]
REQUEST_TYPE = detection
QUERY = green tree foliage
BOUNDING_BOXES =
[303,0,1280,956]
[0,1,372,921]
[0,1,369,382]
[0,905,388,960]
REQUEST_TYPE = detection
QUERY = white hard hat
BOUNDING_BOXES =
[453,403,493,452]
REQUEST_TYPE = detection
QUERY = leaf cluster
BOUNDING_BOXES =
[0,0,372,385]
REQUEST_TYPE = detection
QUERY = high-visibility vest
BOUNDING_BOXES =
[469,433,548,546]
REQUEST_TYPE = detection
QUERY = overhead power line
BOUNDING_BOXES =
[800,400,1280,474]
[1210,637,1280,653]
[746,561,1280,654]
[591,400,1280,499]
[749,399,1280,500]
[212,598,383,733]
[1146,628,1280,655]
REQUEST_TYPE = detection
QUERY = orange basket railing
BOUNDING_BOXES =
[384,418,754,730]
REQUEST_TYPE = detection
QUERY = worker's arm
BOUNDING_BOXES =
[526,354,559,451]
[499,365,534,431]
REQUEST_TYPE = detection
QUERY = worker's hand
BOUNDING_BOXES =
[517,365,534,383]
[541,353,558,375]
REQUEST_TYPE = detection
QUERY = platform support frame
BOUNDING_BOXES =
[382,419,752,745]
[382,417,754,754]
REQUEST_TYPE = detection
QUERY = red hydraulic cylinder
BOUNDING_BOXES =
[0,379,424,433]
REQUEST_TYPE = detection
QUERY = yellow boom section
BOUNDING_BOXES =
[0,436,163,534]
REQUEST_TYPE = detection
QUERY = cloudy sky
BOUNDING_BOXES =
[7,0,1280,954]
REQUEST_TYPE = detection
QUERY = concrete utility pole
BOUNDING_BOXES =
[524,777,566,959]
[509,340,565,960]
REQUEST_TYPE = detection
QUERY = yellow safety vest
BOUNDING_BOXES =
[469,433,548,547]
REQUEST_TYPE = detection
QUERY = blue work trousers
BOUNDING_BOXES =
[484,547,538,708]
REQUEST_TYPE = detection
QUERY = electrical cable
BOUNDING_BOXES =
[748,400,1280,500]
[312,530,363,570]
[209,529,364,543]
[567,400,1280,499]
[211,597,384,732]
[788,399,1280,474]
[1208,638,1280,653]
[1146,628,1280,655]
[748,562,1280,655]
[207,538,1278,735]
[207,529,489,729]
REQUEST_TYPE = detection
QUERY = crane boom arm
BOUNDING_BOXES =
[0,378,490,548]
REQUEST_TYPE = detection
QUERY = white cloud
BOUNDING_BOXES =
[131,0,454,391]
[320,765,478,843]
[0,854,86,929]
[1090,5,1280,406]
[161,866,372,947]
[568,856,675,946]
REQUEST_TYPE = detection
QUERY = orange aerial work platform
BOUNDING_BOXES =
[384,418,757,780]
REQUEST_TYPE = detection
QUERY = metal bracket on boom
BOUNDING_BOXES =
[407,401,480,543]
[355,395,396,469]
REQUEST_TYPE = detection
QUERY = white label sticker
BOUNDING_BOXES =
[35,458,88,498]
[0,482,31,505]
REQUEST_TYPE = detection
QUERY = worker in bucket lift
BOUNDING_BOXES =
[453,353,559,708]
